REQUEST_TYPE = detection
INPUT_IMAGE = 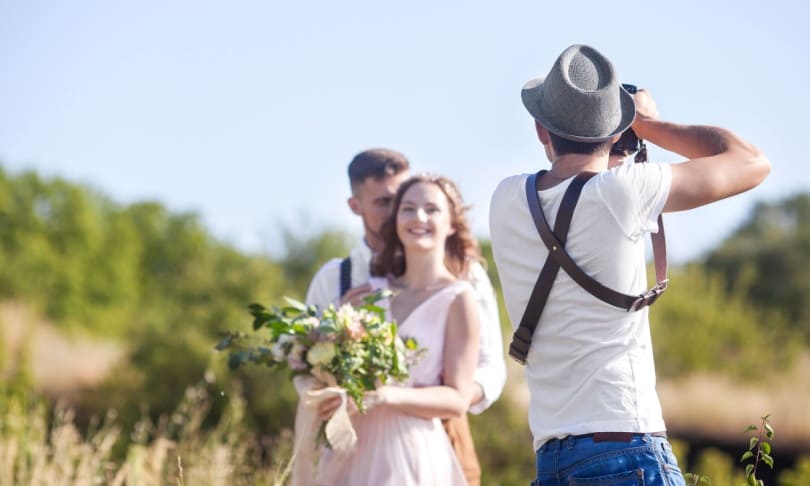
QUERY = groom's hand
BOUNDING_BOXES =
[340,283,373,307]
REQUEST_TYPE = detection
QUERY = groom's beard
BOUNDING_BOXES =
[363,226,385,254]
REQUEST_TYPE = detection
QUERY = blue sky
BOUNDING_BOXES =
[1,1,808,262]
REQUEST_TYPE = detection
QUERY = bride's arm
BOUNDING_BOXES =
[377,288,480,419]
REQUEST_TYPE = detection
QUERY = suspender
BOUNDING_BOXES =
[508,170,669,365]
[339,257,352,298]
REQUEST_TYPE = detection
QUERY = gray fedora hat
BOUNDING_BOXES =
[521,44,635,142]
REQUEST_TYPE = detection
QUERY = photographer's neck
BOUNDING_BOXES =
[543,153,608,185]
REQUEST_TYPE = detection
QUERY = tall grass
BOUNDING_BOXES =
[0,383,293,486]
[2,380,810,485]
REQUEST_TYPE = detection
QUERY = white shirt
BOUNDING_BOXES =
[489,162,672,451]
[305,241,506,414]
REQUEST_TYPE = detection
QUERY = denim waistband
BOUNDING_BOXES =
[566,431,667,442]
[539,431,668,452]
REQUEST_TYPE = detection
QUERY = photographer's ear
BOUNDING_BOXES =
[535,122,551,145]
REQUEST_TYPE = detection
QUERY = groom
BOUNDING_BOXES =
[306,148,506,486]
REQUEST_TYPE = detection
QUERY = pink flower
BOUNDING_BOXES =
[336,305,367,340]
[346,315,367,340]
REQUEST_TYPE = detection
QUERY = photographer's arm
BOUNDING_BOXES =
[631,90,771,213]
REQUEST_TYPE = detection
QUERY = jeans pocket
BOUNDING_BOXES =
[569,468,645,485]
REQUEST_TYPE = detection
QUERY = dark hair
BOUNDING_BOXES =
[348,148,410,192]
[548,132,613,156]
[371,174,480,278]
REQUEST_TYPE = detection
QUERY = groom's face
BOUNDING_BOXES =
[349,172,410,246]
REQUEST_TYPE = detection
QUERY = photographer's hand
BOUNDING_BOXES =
[632,89,659,124]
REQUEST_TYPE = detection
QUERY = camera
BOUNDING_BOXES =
[610,83,640,156]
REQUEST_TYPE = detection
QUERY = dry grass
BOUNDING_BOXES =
[0,384,293,486]
[658,353,810,451]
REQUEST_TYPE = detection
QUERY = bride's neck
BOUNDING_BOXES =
[399,250,454,289]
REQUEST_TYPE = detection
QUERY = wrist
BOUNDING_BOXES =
[631,116,658,140]
[470,382,485,406]
[373,385,393,406]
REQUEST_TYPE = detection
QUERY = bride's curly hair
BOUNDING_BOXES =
[371,174,480,278]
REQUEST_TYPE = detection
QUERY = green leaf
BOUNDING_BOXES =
[749,437,758,451]
[363,288,393,305]
[252,315,267,330]
[362,304,386,318]
[283,296,307,310]
[281,306,304,318]
[764,423,775,439]
[744,424,757,433]
[747,473,756,486]
[740,450,754,462]
[745,464,754,477]
[291,323,311,334]
[247,303,266,313]
[761,441,771,454]
[761,453,774,469]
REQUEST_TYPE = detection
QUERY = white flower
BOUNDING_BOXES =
[335,305,359,327]
[271,334,295,362]
[298,316,320,328]
[307,341,337,366]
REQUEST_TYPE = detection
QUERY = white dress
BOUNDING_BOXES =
[316,279,470,486]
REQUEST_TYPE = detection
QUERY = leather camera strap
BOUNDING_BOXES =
[508,170,669,365]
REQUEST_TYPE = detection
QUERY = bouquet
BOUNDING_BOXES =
[215,290,423,412]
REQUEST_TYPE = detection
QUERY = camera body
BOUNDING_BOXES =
[610,84,640,156]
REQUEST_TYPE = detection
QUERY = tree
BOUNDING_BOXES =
[706,194,810,342]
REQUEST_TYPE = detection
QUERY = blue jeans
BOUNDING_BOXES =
[532,434,685,486]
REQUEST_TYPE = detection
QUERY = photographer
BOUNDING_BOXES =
[489,44,770,485]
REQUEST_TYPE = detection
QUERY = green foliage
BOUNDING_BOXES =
[277,225,353,296]
[0,166,337,440]
[740,415,775,486]
[0,168,287,338]
[706,194,810,342]
[650,264,799,380]
[780,455,810,486]
[470,397,536,485]
[687,448,742,486]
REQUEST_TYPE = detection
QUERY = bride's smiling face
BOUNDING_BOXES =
[396,181,455,252]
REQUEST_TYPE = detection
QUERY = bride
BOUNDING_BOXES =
[316,174,481,486]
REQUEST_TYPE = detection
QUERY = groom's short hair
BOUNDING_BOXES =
[348,148,410,191]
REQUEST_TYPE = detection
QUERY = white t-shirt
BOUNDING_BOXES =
[489,161,672,451]
[305,241,506,414]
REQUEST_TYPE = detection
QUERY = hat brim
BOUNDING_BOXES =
[521,77,636,143]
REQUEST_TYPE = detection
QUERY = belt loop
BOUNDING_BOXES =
[566,435,575,450]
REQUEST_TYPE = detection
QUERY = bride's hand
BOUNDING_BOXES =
[361,387,389,411]
[319,387,391,420]
[317,395,343,421]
